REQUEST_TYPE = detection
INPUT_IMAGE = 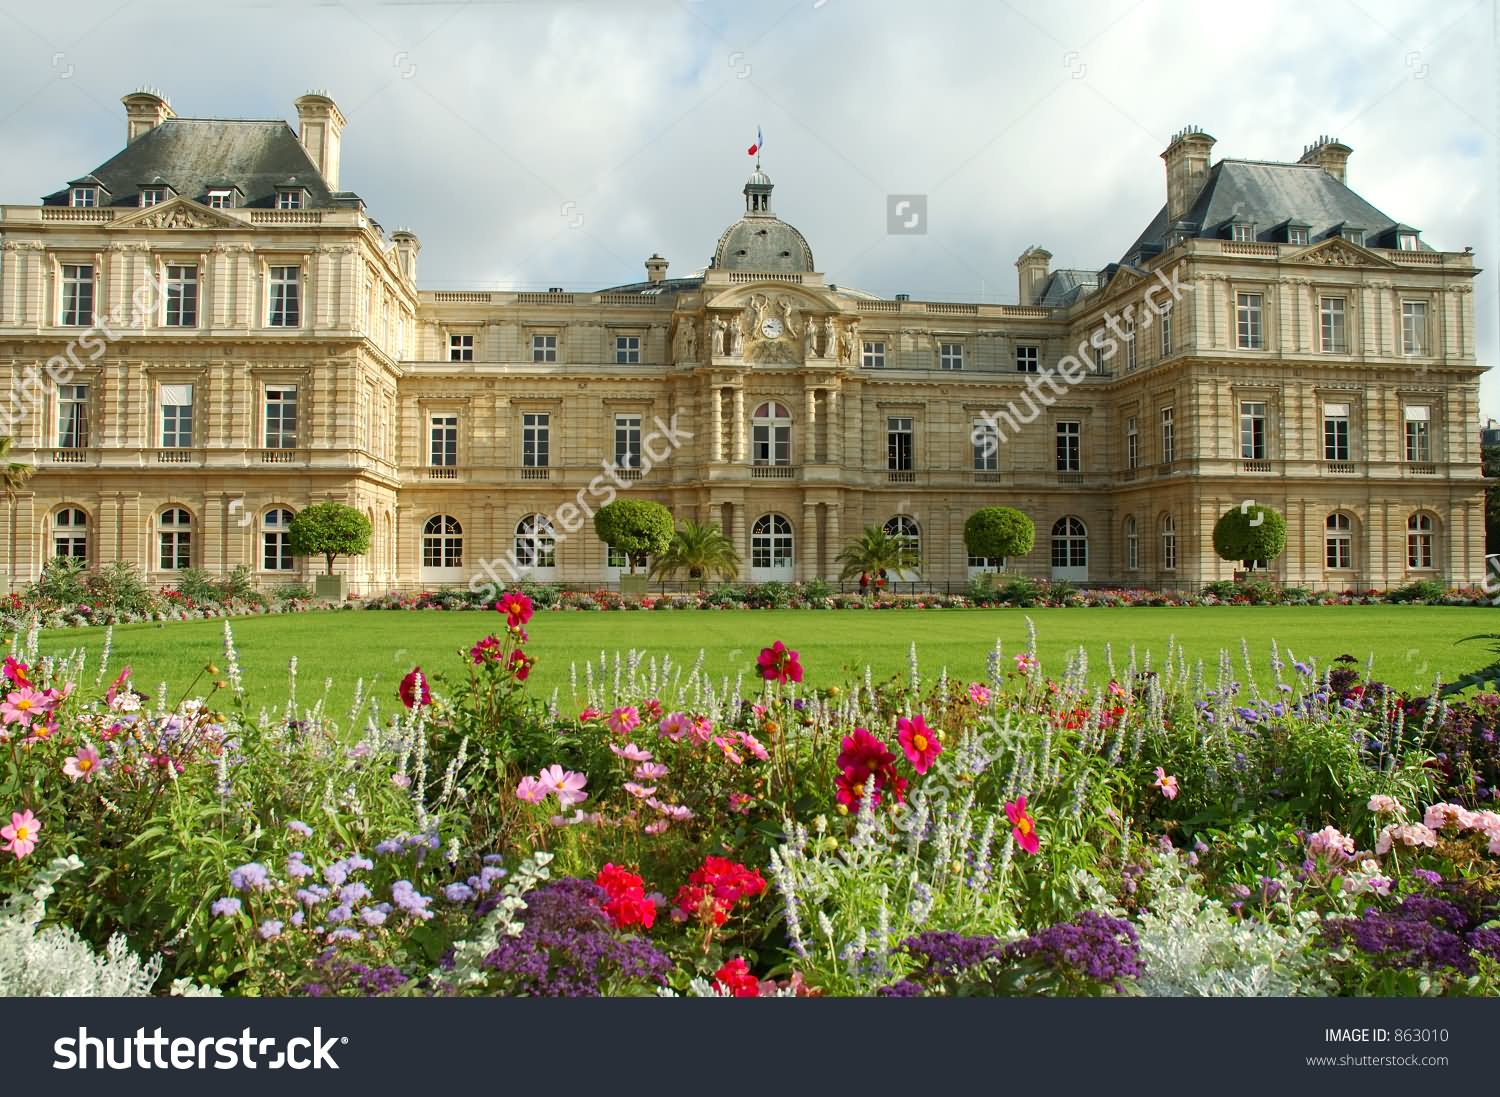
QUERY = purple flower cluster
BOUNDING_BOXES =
[228,862,271,891]
[301,949,411,998]
[1322,895,1498,976]
[898,931,1007,978]
[481,878,671,997]
[1002,912,1143,992]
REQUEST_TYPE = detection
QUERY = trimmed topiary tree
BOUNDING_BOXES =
[593,499,674,576]
[1212,503,1287,572]
[964,507,1035,563]
[288,502,372,576]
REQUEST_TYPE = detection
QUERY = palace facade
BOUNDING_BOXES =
[0,92,1487,593]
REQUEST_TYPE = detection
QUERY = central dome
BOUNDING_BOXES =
[711,168,815,274]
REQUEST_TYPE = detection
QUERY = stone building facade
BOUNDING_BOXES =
[0,94,1487,593]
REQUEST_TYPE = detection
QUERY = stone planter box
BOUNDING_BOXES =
[314,574,347,602]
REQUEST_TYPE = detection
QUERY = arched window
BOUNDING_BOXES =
[883,515,921,560]
[1406,513,1435,570]
[1159,513,1177,572]
[1050,517,1087,570]
[53,507,87,561]
[422,515,463,569]
[1325,513,1353,570]
[262,508,295,571]
[1123,516,1138,571]
[751,402,792,466]
[514,513,556,570]
[751,513,793,576]
[158,508,192,571]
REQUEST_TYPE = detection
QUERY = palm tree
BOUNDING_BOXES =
[0,436,31,502]
[650,520,741,589]
[834,525,920,583]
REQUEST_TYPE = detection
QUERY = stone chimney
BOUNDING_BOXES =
[390,229,420,282]
[1015,246,1052,307]
[1161,126,1216,225]
[645,254,669,284]
[122,88,174,143]
[294,91,346,191]
[1298,135,1352,185]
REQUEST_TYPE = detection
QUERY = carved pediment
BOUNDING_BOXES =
[110,197,243,231]
[1288,237,1395,268]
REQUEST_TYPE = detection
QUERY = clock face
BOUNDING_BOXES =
[760,317,784,339]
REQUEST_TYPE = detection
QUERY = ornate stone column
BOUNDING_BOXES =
[733,387,746,463]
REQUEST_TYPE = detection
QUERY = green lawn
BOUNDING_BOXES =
[30,605,1500,716]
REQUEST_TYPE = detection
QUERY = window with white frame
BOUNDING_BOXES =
[1229,222,1253,242]
[159,384,193,448]
[615,335,640,364]
[1159,514,1177,571]
[1397,232,1419,251]
[1325,513,1353,570]
[1124,516,1138,570]
[1323,403,1350,461]
[1125,415,1138,470]
[1406,513,1434,569]
[1015,344,1040,373]
[973,419,998,471]
[1158,305,1172,357]
[58,384,89,449]
[158,508,192,570]
[1239,401,1267,460]
[614,414,641,468]
[887,417,913,471]
[522,413,549,468]
[429,415,458,467]
[751,514,794,571]
[938,342,964,371]
[1341,228,1365,246]
[267,266,300,327]
[883,515,921,567]
[70,187,97,208]
[53,508,87,561]
[1319,296,1346,353]
[1404,405,1431,463]
[1236,292,1263,349]
[514,514,557,570]
[262,508,294,571]
[162,264,198,327]
[449,334,473,361]
[1401,300,1428,356]
[1124,317,1137,371]
[1050,517,1087,569]
[1055,420,1080,472]
[207,189,234,209]
[264,386,298,449]
[862,341,886,369]
[139,187,166,208]
[276,190,303,210]
[1287,226,1309,246]
[422,515,463,569]
[1160,406,1175,463]
[751,402,792,466]
[531,334,558,362]
[60,264,94,326]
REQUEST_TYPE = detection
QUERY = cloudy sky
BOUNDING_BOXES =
[2,0,1495,411]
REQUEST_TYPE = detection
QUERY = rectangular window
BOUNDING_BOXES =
[1239,400,1267,459]
[140,187,166,207]
[429,415,458,467]
[267,266,300,327]
[1125,522,1138,570]
[207,190,233,209]
[1125,318,1137,371]
[1159,306,1172,357]
[58,384,89,449]
[973,420,998,471]
[886,417,913,471]
[1160,406,1175,463]
[1236,292,1263,349]
[1230,223,1252,242]
[70,187,97,208]
[263,386,298,449]
[1055,420,1081,472]
[1323,403,1350,461]
[1287,226,1308,246]
[1161,523,1177,571]
[938,342,963,370]
[276,190,302,210]
[1126,416,1138,470]
[862,341,886,369]
[1398,233,1419,251]
[1401,300,1428,356]
[522,413,550,468]
[163,264,198,327]
[449,334,473,361]
[1342,229,1365,246]
[1319,296,1346,353]
[532,334,558,362]
[60,264,94,326]
[615,335,641,364]
[1404,405,1431,463]
[1015,345,1040,373]
[263,511,293,571]
[160,383,193,448]
[615,414,642,468]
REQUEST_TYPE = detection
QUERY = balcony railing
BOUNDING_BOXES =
[519,466,552,481]
[260,449,297,464]
[973,471,1001,484]
[1057,471,1084,484]
[750,464,796,479]
[156,449,192,464]
[1241,459,1272,473]
[427,467,459,480]
[1325,461,1356,474]
[52,449,88,463]
[887,469,916,484]
[615,467,643,481]
[1405,462,1438,475]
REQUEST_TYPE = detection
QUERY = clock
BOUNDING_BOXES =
[760,317,784,339]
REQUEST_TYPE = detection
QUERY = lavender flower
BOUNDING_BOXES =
[229,862,271,892]
[210,896,242,918]
[286,820,314,837]
[391,880,433,920]
[259,920,284,940]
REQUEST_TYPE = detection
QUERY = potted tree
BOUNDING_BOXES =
[649,519,741,591]
[1212,503,1287,582]
[288,501,372,602]
[594,499,674,597]
[963,506,1034,584]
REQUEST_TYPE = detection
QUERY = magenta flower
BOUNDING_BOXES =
[1005,796,1039,855]
[62,746,101,784]
[606,706,641,736]
[896,715,942,775]
[398,667,432,709]
[609,742,653,763]
[1,809,41,859]
[1,686,52,726]
[1152,767,1179,801]
[515,774,547,804]
[756,641,804,684]
[659,712,692,741]
[967,683,992,706]
[1013,652,1038,673]
[538,764,588,807]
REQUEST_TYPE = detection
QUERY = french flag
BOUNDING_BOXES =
[747,126,763,157]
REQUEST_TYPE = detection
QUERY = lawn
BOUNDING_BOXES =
[31,605,1500,716]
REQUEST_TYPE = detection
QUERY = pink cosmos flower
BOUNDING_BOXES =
[1,686,52,726]
[713,736,744,766]
[1,809,40,859]
[644,820,669,835]
[1005,796,1039,855]
[62,746,101,784]
[609,743,652,762]
[623,782,657,800]
[728,791,754,815]
[634,762,669,781]
[515,775,548,804]
[1367,794,1404,816]
[967,683,992,706]
[2,656,30,687]
[538,764,588,807]
[1107,681,1128,699]
[659,712,692,741]
[736,731,770,763]
[690,716,714,744]
[1152,767,1179,801]
[896,715,942,775]
[1013,652,1038,673]
[606,706,641,736]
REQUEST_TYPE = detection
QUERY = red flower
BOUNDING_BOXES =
[713,957,760,997]
[595,863,656,931]
[508,649,535,682]
[1006,795,1040,855]
[495,592,535,629]
[834,727,907,808]
[756,641,804,684]
[2,657,29,687]
[837,727,896,775]
[896,715,941,775]
[469,635,503,664]
[399,667,432,709]
[673,856,766,926]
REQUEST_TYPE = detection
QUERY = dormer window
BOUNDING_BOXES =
[139,187,167,208]
[1229,222,1254,242]
[69,187,97,208]
[207,189,235,209]
[1167,230,1190,248]
[1397,232,1419,251]
[1340,227,1365,246]
[276,189,305,210]
[1286,225,1309,245]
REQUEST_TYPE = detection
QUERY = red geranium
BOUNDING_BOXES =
[713,957,760,997]
[756,641,804,684]
[595,863,656,931]
[495,591,535,629]
[673,856,766,926]
[398,667,432,709]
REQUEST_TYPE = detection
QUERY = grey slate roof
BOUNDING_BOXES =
[1035,269,1100,307]
[1120,159,1424,261]
[593,276,706,297]
[712,216,815,273]
[41,119,352,209]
